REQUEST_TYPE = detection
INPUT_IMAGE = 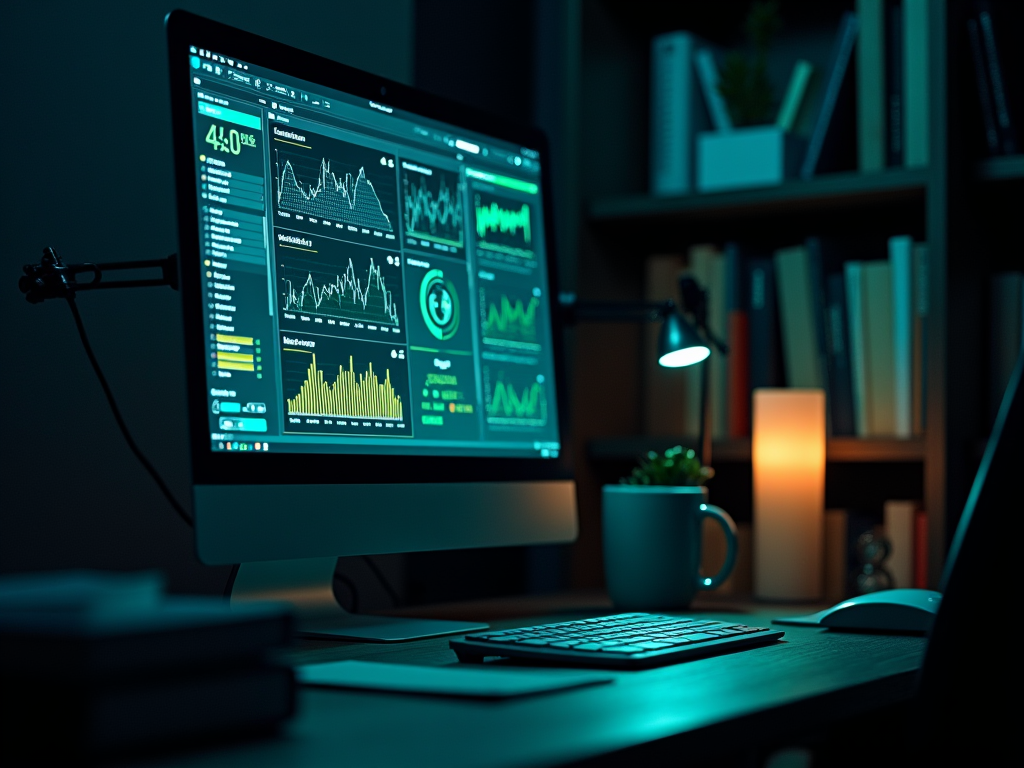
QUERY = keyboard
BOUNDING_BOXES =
[450,613,784,669]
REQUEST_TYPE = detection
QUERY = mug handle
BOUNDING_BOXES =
[696,503,738,591]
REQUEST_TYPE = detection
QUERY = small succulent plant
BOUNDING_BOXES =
[717,1,782,126]
[621,446,715,487]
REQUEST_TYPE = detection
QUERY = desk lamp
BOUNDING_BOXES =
[561,275,728,464]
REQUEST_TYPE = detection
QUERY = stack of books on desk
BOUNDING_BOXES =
[0,570,295,765]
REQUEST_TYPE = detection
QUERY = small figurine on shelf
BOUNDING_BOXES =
[852,530,894,594]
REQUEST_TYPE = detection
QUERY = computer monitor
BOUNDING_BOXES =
[166,12,576,640]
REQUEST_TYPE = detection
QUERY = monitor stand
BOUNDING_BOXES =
[229,557,488,642]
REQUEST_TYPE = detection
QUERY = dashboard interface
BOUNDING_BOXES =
[184,46,560,458]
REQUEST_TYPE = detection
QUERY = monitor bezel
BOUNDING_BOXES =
[166,10,572,487]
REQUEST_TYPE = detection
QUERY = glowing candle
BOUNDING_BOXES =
[753,389,825,600]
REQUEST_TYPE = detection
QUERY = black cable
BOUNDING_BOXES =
[361,555,402,607]
[65,295,193,527]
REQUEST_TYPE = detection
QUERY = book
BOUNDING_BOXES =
[774,245,826,388]
[685,244,727,438]
[989,272,1024,424]
[863,261,896,435]
[856,0,886,172]
[650,32,708,195]
[912,243,929,435]
[725,243,750,437]
[800,12,860,178]
[889,236,914,438]
[748,258,783,392]
[976,1,1018,154]
[914,509,929,588]
[825,509,849,603]
[883,500,916,589]
[903,0,930,167]
[886,0,904,166]
[825,273,856,436]
[777,60,815,134]
[643,254,689,435]
[844,261,869,436]
[694,48,733,131]
[967,17,1001,156]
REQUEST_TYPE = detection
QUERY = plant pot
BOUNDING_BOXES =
[696,126,806,193]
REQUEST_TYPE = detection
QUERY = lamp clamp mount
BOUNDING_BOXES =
[20,247,179,304]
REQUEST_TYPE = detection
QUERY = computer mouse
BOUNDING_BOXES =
[819,589,942,633]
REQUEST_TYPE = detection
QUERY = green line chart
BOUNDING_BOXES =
[479,287,541,352]
[473,193,534,259]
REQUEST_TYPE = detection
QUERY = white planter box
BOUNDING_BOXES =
[697,126,805,193]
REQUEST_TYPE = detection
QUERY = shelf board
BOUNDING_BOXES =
[589,168,930,225]
[589,436,925,464]
[975,155,1024,181]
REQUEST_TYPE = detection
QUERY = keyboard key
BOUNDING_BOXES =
[574,643,605,651]
[518,639,552,646]
[637,641,674,650]
[681,632,719,643]
[601,645,646,653]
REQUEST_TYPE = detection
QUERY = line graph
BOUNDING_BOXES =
[401,162,465,248]
[473,193,534,259]
[281,253,401,327]
[483,366,548,428]
[276,151,393,231]
[479,286,541,351]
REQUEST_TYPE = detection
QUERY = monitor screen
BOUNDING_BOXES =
[183,46,560,460]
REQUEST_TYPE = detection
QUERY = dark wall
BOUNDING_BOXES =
[0,0,413,592]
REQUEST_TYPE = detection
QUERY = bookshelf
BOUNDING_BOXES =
[537,0,1019,590]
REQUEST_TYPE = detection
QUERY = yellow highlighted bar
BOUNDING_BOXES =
[217,360,255,372]
[216,334,254,345]
[216,351,255,363]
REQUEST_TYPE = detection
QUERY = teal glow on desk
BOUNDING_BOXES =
[139,599,925,767]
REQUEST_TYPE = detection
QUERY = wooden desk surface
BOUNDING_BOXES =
[142,594,925,768]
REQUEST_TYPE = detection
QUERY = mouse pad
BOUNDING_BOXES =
[298,660,614,699]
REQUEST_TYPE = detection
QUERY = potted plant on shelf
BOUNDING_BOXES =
[602,447,738,610]
[697,1,809,193]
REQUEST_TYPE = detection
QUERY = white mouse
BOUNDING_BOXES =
[774,589,942,633]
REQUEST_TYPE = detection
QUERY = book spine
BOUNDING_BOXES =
[844,261,870,436]
[903,0,930,168]
[864,261,895,435]
[709,249,729,438]
[777,60,815,133]
[883,500,916,589]
[725,243,750,437]
[825,273,857,435]
[989,272,1024,424]
[748,258,782,392]
[774,245,824,388]
[856,0,886,172]
[913,243,929,433]
[650,32,696,195]
[886,1,904,166]
[825,509,850,602]
[889,236,914,437]
[806,238,832,423]
[977,1,1018,154]
[694,48,733,131]
[913,509,929,588]
[801,12,860,178]
[967,17,1002,156]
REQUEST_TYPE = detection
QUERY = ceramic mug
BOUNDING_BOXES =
[602,485,738,610]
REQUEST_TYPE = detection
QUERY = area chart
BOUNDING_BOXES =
[474,193,533,259]
[480,288,541,351]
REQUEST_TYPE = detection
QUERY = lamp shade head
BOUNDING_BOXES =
[657,311,710,368]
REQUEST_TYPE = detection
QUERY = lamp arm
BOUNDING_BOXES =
[558,293,675,325]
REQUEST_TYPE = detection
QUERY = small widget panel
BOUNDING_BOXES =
[408,350,480,441]
[405,257,472,352]
[472,189,536,272]
[281,332,411,438]
[400,160,466,259]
